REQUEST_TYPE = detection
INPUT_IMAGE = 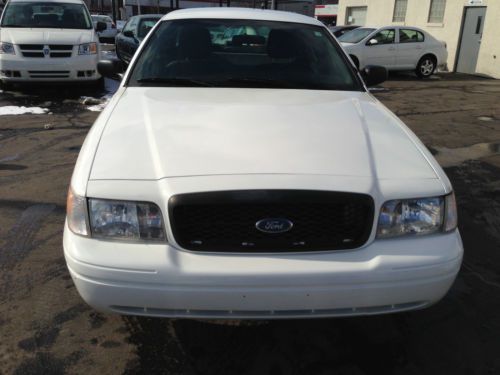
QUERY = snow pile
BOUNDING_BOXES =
[84,78,120,112]
[0,106,48,115]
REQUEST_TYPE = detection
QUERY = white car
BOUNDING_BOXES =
[91,14,118,42]
[339,26,448,78]
[0,0,104,85]
[64,8,463,319]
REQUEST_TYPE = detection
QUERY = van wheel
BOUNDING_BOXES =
[416,55,436,78]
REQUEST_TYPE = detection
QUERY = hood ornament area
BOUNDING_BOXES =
[255,218,294,234]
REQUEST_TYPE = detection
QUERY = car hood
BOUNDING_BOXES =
[0,28,94,45]
[89,88,437,181]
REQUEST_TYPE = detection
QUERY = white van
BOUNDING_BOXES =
[0,0,105,86]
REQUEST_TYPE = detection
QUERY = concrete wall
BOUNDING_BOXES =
[476,1,500,78]
[337,0,500,78]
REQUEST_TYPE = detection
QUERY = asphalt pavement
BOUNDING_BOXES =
[1,73,500,375]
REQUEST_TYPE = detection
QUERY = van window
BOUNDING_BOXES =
[1,2,92,29]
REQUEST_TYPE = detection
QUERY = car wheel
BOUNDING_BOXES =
[0,80,13,91]
[416,56,436,78]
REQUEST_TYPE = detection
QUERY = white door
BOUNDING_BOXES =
[456,7,487,74]
[363,29,397,68]
[396,28,425,69]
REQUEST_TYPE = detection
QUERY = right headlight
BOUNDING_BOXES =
[0,42,15,55]
[66,189,166,242]
[377,193,457,239]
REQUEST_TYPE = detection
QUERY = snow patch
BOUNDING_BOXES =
[0,106,48,116]
[83,78,120,112]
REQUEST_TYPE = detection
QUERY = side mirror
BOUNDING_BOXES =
[361,65,387,87]
[97,59,124,80]
[95,21,107,32]
[367,39,378,46]
[123,30,134,38]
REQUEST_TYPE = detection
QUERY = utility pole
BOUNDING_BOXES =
[137,0,141,14]
[111,0,116,22]
[175,0,179,9]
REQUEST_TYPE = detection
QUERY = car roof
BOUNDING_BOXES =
[131,14,163,19]
[162,7,323,26]
[9,0,85,3]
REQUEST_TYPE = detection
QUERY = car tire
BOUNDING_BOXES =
[0,80,13,91]
[416,55,436,78]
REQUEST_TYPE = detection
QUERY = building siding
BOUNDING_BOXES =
[337,0,500,78]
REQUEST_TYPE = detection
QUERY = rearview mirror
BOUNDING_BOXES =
[95,21,107,32]
[361,65,387,87]
[367,39,378,46]
[97,59,124,80]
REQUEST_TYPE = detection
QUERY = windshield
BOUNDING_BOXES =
[138,18,160,38]
[338,28,375,43]
[1,2,92,29]
[128,19,362,91]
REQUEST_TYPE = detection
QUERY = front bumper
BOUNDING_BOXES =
[64,224,463,319]
[0,53,100,82]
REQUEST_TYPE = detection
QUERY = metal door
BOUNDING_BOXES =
[456,7,487,74]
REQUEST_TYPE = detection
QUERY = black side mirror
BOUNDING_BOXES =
[361,65,388,87]
[97,59,124,80]
[123,30,135,38]
[95,21,107,32]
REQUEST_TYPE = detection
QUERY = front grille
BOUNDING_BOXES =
[169,190,374,252]
[20,44,73,58]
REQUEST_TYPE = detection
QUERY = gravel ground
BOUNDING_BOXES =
[0,73,499,375]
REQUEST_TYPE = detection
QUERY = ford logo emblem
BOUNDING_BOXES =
[255,218,293,234]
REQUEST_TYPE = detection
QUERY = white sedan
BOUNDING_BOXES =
[339,26,447,78]
[64,8,462,319]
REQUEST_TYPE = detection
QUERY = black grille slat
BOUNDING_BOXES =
[169,190,374,252]
[22,52,44,57]
[19,44,43,50]
[50,52,72,58]
[48,45,72,50]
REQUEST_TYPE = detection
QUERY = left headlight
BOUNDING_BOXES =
[377,193,457,239]
[78,42,97,55]
[0,42,15,54]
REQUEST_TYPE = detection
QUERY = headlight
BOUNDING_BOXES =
[377,193,457,239]
[78,42,97,55]
[66,189,166,241]
[0,42,15,55]
[89,198,166,241]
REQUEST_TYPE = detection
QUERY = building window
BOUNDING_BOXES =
[428,0,446,23]
[392,0,407,22]
[346,6,367,26]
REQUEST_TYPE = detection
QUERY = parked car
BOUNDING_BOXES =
[339,26,447,78]
[0,0,105,87]
[65,8,462,319]
[116,19,126,32]
[91,14,117,43]
[328,25,360,38]
[115,14,162,64]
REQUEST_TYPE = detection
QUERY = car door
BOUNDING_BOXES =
[121,18,138,63]
[397,28,425,69]
[363,28,396,68]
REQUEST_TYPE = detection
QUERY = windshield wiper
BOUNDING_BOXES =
[136,77,214,87]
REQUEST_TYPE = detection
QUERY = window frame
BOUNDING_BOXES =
[398,28,425,44]
[366,28,396,46]
[392,0,408,23]
[428,0,446,24]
